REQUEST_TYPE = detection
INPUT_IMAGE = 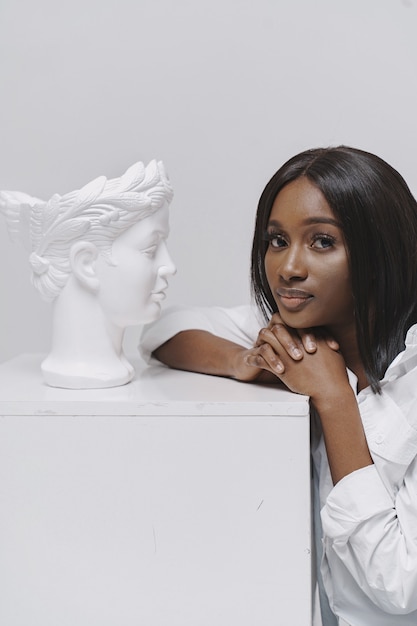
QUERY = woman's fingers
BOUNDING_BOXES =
[256,325,303,360]
[304,327,340,352]
[324,336,340,351]
[254,312,340,360]
[255,312,308,358]
[245,342,285,375]
[299,331,317,353]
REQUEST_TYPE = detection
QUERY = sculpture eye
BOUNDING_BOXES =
[142,245,158,258]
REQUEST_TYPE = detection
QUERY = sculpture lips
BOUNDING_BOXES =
[276,288,313,310]
[151,291,167,301]
[151,282,169,300]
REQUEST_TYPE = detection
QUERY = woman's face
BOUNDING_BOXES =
[95,203,176,328]
[264,177,354,337]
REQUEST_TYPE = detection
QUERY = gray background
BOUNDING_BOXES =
[1,0,416,362]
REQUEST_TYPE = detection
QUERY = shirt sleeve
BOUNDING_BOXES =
[321,384,417,614]
[138,304,262,363]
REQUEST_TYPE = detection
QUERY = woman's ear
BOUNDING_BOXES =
[69,241,100,292]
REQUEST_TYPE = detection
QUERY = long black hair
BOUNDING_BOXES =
[251,146,417,392]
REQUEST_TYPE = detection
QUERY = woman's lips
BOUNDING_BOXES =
[276,289,313,311]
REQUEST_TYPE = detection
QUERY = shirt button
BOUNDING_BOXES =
[375,433,384,444]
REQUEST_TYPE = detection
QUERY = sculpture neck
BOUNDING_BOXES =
[41,276,134,389]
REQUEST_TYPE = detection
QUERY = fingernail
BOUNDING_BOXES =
[293,348,302,358]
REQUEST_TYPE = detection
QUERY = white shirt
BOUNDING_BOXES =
[140,305,417,626]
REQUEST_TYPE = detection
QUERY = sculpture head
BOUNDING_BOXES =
[0,160,176,388]
[0,159,174,305]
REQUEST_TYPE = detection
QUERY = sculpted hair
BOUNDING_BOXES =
[251,146,417,392]
[0,160,173,301]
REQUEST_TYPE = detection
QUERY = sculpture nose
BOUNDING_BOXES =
[158,242,176,277]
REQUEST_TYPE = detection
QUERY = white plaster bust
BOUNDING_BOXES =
[0,160,176,389]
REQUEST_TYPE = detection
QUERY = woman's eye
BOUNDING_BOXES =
[311,235,335,249]
[267,234,287,248]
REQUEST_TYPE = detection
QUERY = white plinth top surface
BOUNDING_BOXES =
[0,354,309,416]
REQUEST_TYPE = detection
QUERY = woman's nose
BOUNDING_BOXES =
[279,246,307,281]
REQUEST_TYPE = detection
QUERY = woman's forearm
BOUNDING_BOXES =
[153,330,273,381]
[313,387,374,484]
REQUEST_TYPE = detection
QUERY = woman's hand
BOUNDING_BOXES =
[244,314,349,399]
[229,345,281,383]
[249,336,349,398]
[252,313,339,375]
[232,313,340,386]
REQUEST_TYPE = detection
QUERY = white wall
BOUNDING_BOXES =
[1,0,417,362]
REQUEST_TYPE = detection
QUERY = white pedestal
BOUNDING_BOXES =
[0,355,311,626]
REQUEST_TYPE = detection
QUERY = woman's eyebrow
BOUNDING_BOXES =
[304,216,341,227]
[268,217,341,227]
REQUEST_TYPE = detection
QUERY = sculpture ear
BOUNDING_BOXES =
[69,241,100,292]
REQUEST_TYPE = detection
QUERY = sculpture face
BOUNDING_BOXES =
[94,203,176,328]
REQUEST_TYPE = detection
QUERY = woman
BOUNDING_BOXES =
[140,146,417,625]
